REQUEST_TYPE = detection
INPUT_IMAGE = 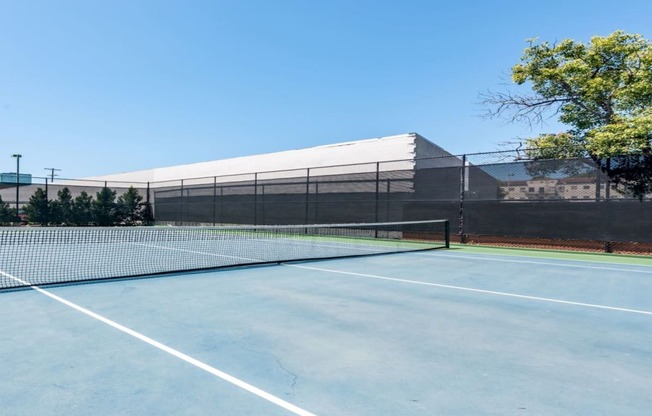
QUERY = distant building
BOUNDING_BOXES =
[500,177,635,200]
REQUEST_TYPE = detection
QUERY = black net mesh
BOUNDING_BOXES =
[0,220,449,290]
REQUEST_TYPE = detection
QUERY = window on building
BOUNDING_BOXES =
[571,185,577,190]
[583,196,591,199]
[583,185,590,190]
[538,187,545,194]
[508,187,514,191]
[528,187,535,192]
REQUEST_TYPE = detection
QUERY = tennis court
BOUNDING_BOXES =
[1,222,651,415]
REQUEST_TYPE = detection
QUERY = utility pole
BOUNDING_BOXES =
[44,167,61,182]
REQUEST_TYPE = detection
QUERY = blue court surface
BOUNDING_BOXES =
[2,248,652,415]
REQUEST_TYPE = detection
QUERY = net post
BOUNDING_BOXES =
[444,219,450,249]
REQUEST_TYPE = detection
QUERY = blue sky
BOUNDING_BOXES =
[1,0,651,178]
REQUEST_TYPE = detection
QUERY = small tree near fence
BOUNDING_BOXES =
[15,186,152,226]
[0,195,17,224]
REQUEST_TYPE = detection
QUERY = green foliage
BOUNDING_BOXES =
[93,187,118,226]
[492,31,652,198]
[50,188,74,225]
[0,195,17,223]
[141,201,154,225]
[72,191,94,226]
[116,187,144,225]
[513,31,652,133]
[5,186,154,227]
[23,188,50,225]
[585,110,652,157]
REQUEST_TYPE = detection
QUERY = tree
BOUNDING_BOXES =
[50,187,74,225]
[141,200,154,225]
[0,195,17,224]
[116,187,144,225]
[72,191,94,226]
[484,31,652,198]
[93,187,118,226]
[23,188,50,225]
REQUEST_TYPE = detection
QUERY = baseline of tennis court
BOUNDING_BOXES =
[1,247,651,415]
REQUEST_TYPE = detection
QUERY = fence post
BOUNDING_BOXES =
[45,177,49,224]
[605,157,611,200]
[595,164,602,200]
[315,181,319,223]
[459,154,466,243]
[213,176,217,226]
[305,168,310,225]
[179,179,184,225]
[375,162,380,238]
[146,181,152,224]
[386,179,391,222]
[375,162,380,223]
[254,173,258,225]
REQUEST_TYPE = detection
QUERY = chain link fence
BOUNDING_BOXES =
[1,149,650,254]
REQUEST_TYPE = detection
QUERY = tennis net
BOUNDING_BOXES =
[0,220,449,290]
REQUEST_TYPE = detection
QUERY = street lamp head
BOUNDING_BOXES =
[11,154,22,158]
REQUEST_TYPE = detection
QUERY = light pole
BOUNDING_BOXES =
[11,154,21,216]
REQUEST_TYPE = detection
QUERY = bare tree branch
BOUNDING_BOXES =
[479,90,568,127]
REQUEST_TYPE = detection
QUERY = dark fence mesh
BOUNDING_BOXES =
[2,150,649,254]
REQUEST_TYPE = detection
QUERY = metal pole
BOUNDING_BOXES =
[375,162,380,238]
[386,179,391,222]
[11,154,21,215]
[605,157,611,200]
[595,164,601,200]
[375,162,380,222]
[459,154,466,244]
[254,173,258,225]
[180,179,184,225]
[213,177,217,226]
[146,181,152,224]
[315,181,319,223]
[305,168,310,225]
[45,177,49,224]
[220,186,224,224]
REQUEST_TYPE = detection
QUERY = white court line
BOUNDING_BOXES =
[132,242,262,262]
[417,252,652,274]
[0,270,317,416]
[286,264,652,316]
